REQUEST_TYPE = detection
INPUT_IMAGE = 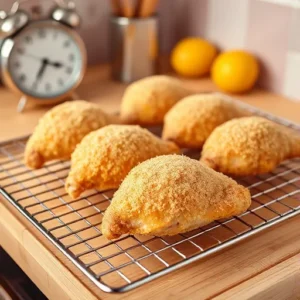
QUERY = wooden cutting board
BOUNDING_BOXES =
[1,64,300,299]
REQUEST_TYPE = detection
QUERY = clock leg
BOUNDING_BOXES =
[17,96,28,113]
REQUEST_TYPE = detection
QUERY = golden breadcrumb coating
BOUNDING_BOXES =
[65,125,179,199]
[102,155,251,239]
[25,100,112,169]
[162,93,248,148]
[201,116,300,176]
[120,75,191,125]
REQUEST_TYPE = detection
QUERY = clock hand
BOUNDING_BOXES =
[36,59,48,80]
[47,61,64,68]
[32,58,48,90]
[22,52,64,68]
[32,59,62,90]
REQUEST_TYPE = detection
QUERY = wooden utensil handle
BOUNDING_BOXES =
[139,0,159,17]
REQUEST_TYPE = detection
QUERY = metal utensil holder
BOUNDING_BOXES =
[110,16,158,83]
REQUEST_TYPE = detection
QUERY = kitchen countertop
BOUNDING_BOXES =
[1,64,300,299]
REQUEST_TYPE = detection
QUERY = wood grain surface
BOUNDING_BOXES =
[1,64,300,300]
[0,64,300,141]
[215,254,300,300]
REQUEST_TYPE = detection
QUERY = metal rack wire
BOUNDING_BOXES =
[0,99,299,293]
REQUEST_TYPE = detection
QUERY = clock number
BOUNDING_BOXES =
[66,67,73,74]
[32,82,38,90]
[17,48,24,55]
[14,61,21,69]
[19,74,26,82]
[45,83,51,92]
[69,53,75,62]
[25,36,33,44]
[38,29,46,38]
[58,78,64,86]
[63,40,71,48]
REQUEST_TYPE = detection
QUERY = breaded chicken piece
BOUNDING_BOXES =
[102,155,251,239]
[25,100,113,169]
[65,125,179,199]
[162,93,248,148]
[201,116,300,176]
[120,75,191,125]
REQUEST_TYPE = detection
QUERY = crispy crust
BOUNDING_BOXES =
[65,125,179,199]
[201,116,300,176]
[101,155,251,239]
[25,100,112,169]
[162,93,248,148]
[120,75,191,125]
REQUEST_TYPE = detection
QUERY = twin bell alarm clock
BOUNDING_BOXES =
[0,0,87,112]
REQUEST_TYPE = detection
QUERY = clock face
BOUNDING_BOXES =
[6,22,85,99]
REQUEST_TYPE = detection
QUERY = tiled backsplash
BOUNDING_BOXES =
[164,0,299,101]
[0,0,111,64]
[0,0,299,100]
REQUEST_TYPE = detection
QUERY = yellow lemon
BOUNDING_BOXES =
[212,50,259,93]
[171,37,217,77]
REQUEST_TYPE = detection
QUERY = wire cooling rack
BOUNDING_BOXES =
[0,100,300,293]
